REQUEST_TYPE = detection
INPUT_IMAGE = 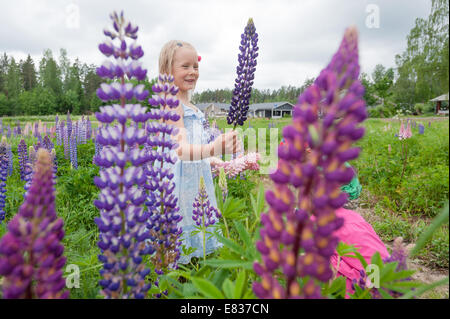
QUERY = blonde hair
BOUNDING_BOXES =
[159,40,197,75]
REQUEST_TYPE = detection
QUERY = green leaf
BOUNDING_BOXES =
[378,288,394,299]
[191,277,225,299]
[380,261,398,282]
[213,233,246,255]
[233,270,247,299]
[212,269,229,288]
[222,279,235,299]
[370,252,383,268]
[410,203,449,257]
[327,276,347,298]
[201,259,254,270]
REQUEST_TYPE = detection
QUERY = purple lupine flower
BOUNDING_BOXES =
[192,176,221,228]
[18,139,29,181]
[253,26,366,299]
[63,122,70,160]
[227,18,259,128]
[70,129,78,169]
[191,176,221,261]
[428,121,431,127]
[93,10,153,299]
[0,148,69,299]
[7,143,13,176]
[0,138,9,223]
[16,120,22,136]
[145,73,183,274]
[66,111,72,138]
[42,135,54,153]
[86,116,92,140]
[418,123,425,135]
[80,117,87,144]
[7,125,11,138]
[55,115,59,145]
[23,146,36,197]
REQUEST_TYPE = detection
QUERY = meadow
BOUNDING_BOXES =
[0,114,448,299]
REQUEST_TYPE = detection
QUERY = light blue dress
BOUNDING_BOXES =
[166,103,223,264]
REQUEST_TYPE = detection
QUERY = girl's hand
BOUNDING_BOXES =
[212,130,242,155]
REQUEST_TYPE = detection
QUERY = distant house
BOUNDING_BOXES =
[249,102,294,118]
[430,93,449,115]
[195,101,294,119]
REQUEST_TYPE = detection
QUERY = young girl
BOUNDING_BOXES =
[158,40,240,264]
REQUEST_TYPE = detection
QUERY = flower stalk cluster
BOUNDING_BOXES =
[93,11,153,299]
[0,138,9,223]
[253,26,367,299]
[192,176,221,261]
[227,18,259,128]
[0,149,69,299]
[18,139,29,181]
[145,74,183,275]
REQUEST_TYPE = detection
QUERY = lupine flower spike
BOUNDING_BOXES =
[0,149,69,299]
[146,74,183,275]
[253,26,367,299]
[93,10,153,299]
[227,18,259,128]
[192,176,221,261]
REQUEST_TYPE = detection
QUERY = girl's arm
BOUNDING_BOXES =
[165,103,241,161]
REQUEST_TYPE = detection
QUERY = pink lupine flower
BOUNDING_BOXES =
[211,152,261,178]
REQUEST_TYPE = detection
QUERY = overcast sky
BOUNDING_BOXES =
[1,0,431,93]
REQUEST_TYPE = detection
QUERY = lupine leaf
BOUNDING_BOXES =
[201,259,254,270]
[233,270,247,299]
[222,279,235,299]
[192,277,225,299]
[214,233,246,255]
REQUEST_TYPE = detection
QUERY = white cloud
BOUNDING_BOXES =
[0,0,431,92]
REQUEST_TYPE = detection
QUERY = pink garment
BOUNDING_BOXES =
[330,208,389,297]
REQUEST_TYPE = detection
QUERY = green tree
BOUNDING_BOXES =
[394,0,449,104]
[21,54,37,91]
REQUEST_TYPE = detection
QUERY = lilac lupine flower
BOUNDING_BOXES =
[7,125,11,138]
[23,146,36,197]
[192,177,221,227]
[70,129,78,169]
[86,116,92,140]
[0,138,8,223]
[42,135,54,153]
[145,73,183,275]
[227,18,259,128]
[253,26,366,299]
[16,120,22,136]
[63,122,70,160]
[0,148,69,299]
[6,143,13,176]
[192,176,221,261]
[93,11,153,299]
[80,117,87,144]
[18,139,29,181]
[66,111,72,138]
[418,123,425,135]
